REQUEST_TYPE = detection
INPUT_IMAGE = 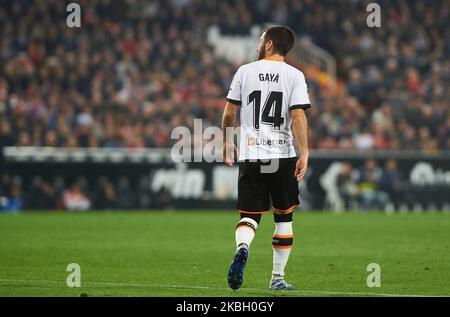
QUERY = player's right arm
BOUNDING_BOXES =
[221,102,238,166]
[291,108,309,181]
[222,67,242,166]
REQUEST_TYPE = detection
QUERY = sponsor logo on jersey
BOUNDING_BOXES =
[247,137,292,147]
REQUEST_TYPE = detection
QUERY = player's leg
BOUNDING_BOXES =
[228,212,261,290]
[270,211,295,290]
[235,159,270,249]
[228,160,270,290]
[267,157,299,290]
[235,212,261,250]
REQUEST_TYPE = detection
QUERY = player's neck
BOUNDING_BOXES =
[263,54,284,62]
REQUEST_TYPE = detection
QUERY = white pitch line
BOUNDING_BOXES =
[0,278,446,297]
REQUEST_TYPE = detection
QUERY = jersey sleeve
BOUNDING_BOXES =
[226,67,242,106]
[289,72,311,110]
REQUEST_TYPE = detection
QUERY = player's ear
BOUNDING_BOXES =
[266,40,273,52]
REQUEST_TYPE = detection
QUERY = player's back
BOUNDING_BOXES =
[227,59,310,160]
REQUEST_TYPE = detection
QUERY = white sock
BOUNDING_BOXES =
[235,217,258,250]
[272,222,293,279]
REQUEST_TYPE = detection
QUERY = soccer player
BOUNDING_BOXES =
[221,26,310,291]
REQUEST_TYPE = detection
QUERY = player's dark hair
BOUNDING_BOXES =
[264,26,295,56]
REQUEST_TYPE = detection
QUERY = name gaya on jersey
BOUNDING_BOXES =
[226,60,311,160]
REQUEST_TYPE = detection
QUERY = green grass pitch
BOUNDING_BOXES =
[0,210,449,297]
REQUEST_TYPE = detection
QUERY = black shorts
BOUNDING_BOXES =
[237,157,300,215]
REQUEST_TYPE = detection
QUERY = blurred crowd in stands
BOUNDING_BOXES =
[333,158,449,212]
[0,0,449,152]
[0,172,174,212]
[2,157,448,212]
[336,159,399,211]
[0,0,449,211]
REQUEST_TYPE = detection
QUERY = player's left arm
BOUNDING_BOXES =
[289,71,311,182]
[221,102,238,166]
[291,108,309,181]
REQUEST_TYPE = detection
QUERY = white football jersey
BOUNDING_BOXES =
[226,59,311,160]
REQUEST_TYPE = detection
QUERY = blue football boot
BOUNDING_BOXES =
[227,247,249,290]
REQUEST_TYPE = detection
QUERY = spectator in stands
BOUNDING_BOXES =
[116,176,136,209]
[153,186,174,210]
[27,179,57,210]
[379,159,402,210]
[0,121,14,147]
[96,177,117,210]
[0,174,11,198]
[358,159,389,210]
[0,184,23,212]
[336,161,359,210]
[62,183,91,211]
